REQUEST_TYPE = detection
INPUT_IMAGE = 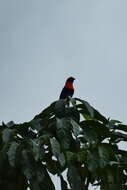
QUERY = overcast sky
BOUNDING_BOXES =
[1,0,127,189]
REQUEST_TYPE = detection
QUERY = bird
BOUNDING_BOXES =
[59,77,75,99]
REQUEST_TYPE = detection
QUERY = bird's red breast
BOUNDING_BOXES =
[65,81,74,89]
[65,77,75,89]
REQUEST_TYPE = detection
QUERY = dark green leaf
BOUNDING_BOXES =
[7,141,19,167]
[30,119,42,131]
[2,128,13,142]
[29,164,55,190]
[67,166,84,190]
[50,138,65,167]
[83,101,94,117]
[56,118,71,138]
[66,107,80,123]
[80,120,109,142]
[93,109,108,123]
[60,175,68,190]
[98,144,118,168]
[80,120,109,140]
[115,124,127,133]
[34,102,55,120]
[83,126,98,143]
[56,118,72,149]
[106,120,122,129]
[98,144,111,168]
[71,119,81,137]
[110,131,127,143]
[87,149,99,172]
[6,121,15,127]
[58,152,66,167]
[22,150,34,180]
[46,159,61,175]
[30,139,40,161]
[66,151,77,163]
[54,99,67,118]
[70,97,76,106]
[77,150,87,163]
[75,98,94,117]
[50,138,61,158]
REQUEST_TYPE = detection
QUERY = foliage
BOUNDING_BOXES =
[0,98,127,190]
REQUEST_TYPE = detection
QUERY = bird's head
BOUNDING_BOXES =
[66,77,75,83]
[65,77,75,89]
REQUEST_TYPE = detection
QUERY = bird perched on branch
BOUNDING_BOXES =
[59,77,75,99]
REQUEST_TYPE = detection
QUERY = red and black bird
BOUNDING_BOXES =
[59,77,75,99]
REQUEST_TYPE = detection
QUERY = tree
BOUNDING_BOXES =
[0,98,127,190]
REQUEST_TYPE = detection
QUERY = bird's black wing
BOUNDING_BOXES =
[59,87,74,99]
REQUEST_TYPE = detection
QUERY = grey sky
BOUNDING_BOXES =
[0,0,127,189]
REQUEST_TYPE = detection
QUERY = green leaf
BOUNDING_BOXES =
[50,138,65,167]
[77,150,87,163]
[56,118,72,149]
[46,159,61,175]
[110,120,122,124]
[66,151,77,163]
[110,131,127,143]
[98,144,116,168]
[76,98,107,123]
[2,128,13,142]
[80,120,110,142]
[83,101,94,118]
[58,153,66,167]
[66,107,80,123]
[29,164,55,190]
[6,121,15,127]
[60,175,68,190]
[94,109,108,123]
[108,184,122,190]
[50,138,61,158]
[54,100,67,118]
[87,109,106,124]
[30,139,41,161]
[115,124,127,133]
[76,98,94,117]
[34,102,55,120]
[69,97,76,107]
[56,118,72,140]
[98,144,110,168]
[71,119,81,137]
[39,134,51,145]
[38,164,55,190]
[87,149,99,172]
[106,120,122,129]
[22,150,34,180]
[67,166,84,190]
[7,141,19,167]
[83,126,98,143]
[117,150,127,165]
[30,180,40,190]
[56,118,71,134]
[30,119,42,131]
